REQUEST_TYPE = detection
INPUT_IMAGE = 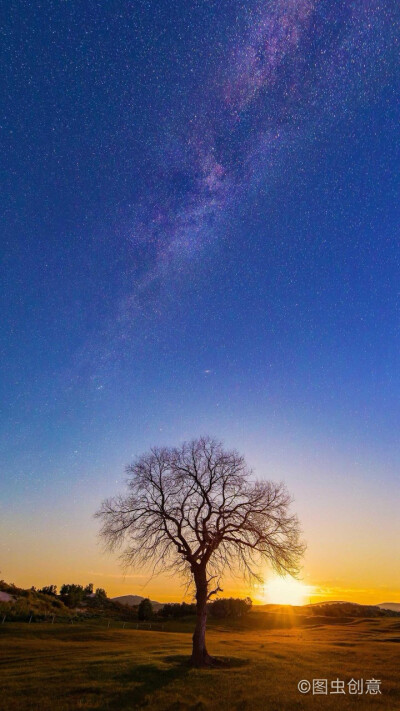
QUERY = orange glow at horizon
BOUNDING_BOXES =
[1,490,399,608]
[262,575,314,606]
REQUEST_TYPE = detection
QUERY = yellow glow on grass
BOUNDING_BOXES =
[264,575,314,606]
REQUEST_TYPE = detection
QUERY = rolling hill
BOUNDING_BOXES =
[378,602,400,612]
[112,594,163,610]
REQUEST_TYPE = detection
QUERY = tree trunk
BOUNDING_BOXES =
[191,565,212,667]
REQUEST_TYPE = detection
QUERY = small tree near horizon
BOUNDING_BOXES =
[138,597,153,621]
[94,587,107,599]
[96,436,305,667]
[59,584,84,608]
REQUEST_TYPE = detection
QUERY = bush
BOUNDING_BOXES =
[38,585,57,596]
[208,597,252,619]
[0,580,23,595]
[159,602,196,619]
[60,584,85,608]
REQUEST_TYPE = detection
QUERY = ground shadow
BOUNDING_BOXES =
[163,654,250,668]
[99,660,189,710]
[98,655,250,710]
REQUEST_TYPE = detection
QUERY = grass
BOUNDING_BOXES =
[0,617,399,710]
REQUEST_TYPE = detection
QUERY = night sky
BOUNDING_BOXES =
[1,1,399,602]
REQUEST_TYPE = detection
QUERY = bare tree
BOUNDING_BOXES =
[96,436,305,667]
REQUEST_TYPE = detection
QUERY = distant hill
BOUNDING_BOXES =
[306,600,351,606]
[112,595,163,610]
[378,602,400,612]
[254,601,400,618]
[307,601,400,617]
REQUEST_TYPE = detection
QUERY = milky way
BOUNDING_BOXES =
[2,0,396,390]
[121,0,394,309]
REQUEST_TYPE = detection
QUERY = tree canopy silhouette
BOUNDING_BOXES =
[138,597,153,621]
[96,436,305,666]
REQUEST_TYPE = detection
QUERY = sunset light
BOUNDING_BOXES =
[264,576,314,606]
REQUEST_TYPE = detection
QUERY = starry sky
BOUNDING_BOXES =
[1,0,399,603]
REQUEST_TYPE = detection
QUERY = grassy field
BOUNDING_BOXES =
[0,617,399,710]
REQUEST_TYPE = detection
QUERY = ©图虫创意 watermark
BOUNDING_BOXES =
[297,678,381,695]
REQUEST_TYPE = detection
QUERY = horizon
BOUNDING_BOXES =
[3,572,400,609]
[3,577,400,609]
